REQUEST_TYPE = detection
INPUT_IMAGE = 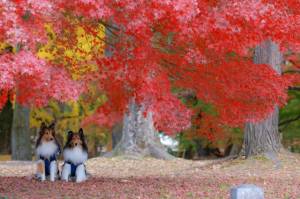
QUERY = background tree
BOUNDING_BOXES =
[11,100,31,160]
[279,89,300,152]
[30,20,107,157]
[0,100,13,154]
[244,41,283,157]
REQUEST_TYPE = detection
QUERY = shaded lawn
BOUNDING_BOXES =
[0,175,299,199]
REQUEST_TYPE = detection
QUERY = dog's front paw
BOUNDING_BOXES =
[49,161,58,182]
[49,175,55,182]
[61,163,71,181]
[75,176,86,183]
[35,173,46,181]
[75,164,87,183]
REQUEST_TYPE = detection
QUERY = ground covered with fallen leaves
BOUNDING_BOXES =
[0,151,299,199]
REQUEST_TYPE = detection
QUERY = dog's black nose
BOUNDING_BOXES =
[50,138,53,141]
[75,143,78,146]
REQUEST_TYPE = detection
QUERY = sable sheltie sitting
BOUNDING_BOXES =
[61,128,88,183]
[35,122,61,182]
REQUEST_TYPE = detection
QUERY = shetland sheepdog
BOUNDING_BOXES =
[61,128,88,183]
[35,122,61,182]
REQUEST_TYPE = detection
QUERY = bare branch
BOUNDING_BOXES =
[279,115,300,126]
[288,86,300,91]
[283,69,300,74]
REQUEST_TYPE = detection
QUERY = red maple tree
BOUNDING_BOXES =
[0,0,299,136]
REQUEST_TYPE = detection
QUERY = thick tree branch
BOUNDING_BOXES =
[279,115,300,127]
[98,20,120,37]
[174,90,195,98]
[283,69,300,74]
[94,34,115,47]
[288,86,300,91]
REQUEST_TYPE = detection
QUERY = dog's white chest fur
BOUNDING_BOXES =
[63,147,88,165]
[36,141,58,158]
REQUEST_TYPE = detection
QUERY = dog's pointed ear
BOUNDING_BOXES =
[79,128,84,138]
[39,122,47,136]
[49,122,55,130]
[40,122,46,130]
[39,122,46,135]
[66,131,73,148]
[67,131,73,140]
[49,122,56,136]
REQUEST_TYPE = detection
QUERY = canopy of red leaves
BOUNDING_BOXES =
[0,0,299,135]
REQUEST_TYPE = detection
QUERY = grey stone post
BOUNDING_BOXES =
[230,184,264,199]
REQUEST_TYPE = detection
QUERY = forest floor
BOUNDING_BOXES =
[0,151,299,199]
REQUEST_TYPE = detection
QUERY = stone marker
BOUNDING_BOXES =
[230,184,264,199]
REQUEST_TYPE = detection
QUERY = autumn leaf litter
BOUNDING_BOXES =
[0,151,299,199]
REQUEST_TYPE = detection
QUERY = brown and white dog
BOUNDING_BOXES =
[61,128,88,183]
[35,122,61,181]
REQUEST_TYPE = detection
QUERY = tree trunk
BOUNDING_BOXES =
[0,99,13,154]
[111,101,174,160]
[11,101,32,160]
[243,40,282,157]
[112,122,123,149]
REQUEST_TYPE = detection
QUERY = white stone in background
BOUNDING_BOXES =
[230,184,264,199]
[159,133,178,151]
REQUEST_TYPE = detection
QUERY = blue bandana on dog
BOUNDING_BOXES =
[39,149,60,176]
[64,161,86,177]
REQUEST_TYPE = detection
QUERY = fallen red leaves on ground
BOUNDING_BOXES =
[0,174,299,199]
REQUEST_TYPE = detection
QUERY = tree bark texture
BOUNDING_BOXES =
[11,101,32,160]
[244,40,282,157]
[111,101,174,160]
[0,100,13,154]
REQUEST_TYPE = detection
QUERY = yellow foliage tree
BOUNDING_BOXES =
[30,20,108,156]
